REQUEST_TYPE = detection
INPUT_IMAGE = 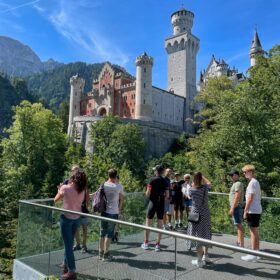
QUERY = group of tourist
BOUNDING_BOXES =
[141,164,262,268]
[53,163,262,279]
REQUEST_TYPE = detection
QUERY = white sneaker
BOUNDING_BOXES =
[141,243,150,250]
[155,244,161,252]
[191,259,204,268]
[202,254,211,263]
[241,254,258,262]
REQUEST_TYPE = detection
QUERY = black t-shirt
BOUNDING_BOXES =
[148,176,169,203]
[174,180,184,200]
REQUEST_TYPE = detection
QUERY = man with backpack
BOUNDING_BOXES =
[141,165,169,252]
[98,169,124,261]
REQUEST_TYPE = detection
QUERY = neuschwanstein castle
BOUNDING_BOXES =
[67,7,264,156]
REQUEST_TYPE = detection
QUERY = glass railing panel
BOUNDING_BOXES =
[16,202,54,275]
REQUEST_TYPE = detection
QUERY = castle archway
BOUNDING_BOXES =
[98,107,107,116]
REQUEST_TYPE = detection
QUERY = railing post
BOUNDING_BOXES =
[174,237,177,280]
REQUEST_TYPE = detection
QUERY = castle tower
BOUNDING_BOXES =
[135,52,153,121]
[165,7,199,131]
[250,31,264,67]
[217,59,228,77]
[67,74,85,135]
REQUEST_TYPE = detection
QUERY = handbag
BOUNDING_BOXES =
[188,212,200,223]
[187,186,206,223]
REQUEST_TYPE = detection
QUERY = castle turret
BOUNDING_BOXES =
[135,52,153,121]
[165,7,199,132]
[250,31,264,67]
[217,59,228,77]
[67,74,85,135]
[171,7,194,35]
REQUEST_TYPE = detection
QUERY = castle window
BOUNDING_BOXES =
[132,109,134,113]
[144,68,146,73]
[171,77,173,82]
[75,92,77,96]
[143,99,146,104]
[74,105,76,110]
[143,83,146,88]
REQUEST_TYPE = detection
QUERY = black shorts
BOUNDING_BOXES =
[247,213,261,228]
[174,200,184,212]
[147,200,164,220]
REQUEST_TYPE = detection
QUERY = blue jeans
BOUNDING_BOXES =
[60,214,81,272]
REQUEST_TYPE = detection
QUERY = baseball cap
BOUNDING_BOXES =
[153,165,164,172]
[174,172,180,176]
[228,170,240,176]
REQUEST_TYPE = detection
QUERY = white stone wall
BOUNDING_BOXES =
[152,87,184,129]
[135,54,153,121]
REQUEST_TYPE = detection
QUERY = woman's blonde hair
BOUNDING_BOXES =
[242,164,255,173]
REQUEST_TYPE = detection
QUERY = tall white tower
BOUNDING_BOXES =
[165,7,199,131]
[135,52,153,121]
[250,31,264,67]
[67,74,85,135]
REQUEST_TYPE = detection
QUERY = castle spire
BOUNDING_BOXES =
[250,30,264,67]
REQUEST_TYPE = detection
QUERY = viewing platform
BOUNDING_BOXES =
[13,193,280,279]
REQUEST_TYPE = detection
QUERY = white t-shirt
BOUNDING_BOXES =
[103,181,124,215]
[182,182,191,199]
[246,178,262,214]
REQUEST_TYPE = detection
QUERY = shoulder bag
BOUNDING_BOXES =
[187,186,206,223]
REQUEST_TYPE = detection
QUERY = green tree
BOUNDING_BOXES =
[90,114,121,157]
[58,101,69,132]
[0,101,66,277]
[190,45,280,193]
[109,123,146,176]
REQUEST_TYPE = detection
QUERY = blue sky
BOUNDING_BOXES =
[0,0,279,88]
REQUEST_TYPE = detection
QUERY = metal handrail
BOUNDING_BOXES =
[19,199,280,261]
[25,191,280,204]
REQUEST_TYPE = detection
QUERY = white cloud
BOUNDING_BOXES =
[0,0,41,14]
[45,0,129,65]
[33,4,45,13]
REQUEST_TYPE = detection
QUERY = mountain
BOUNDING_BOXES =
[0,36,63,77]
[26,62,105,111]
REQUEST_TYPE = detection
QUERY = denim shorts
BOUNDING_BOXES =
[232,205,243,225]
[79,216,89,225]
[184,199,192,208]
[167,204,174,215]
[164,200,170,213]
[100,212,119,238]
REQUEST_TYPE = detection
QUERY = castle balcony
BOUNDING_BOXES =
[13,193,280,279]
